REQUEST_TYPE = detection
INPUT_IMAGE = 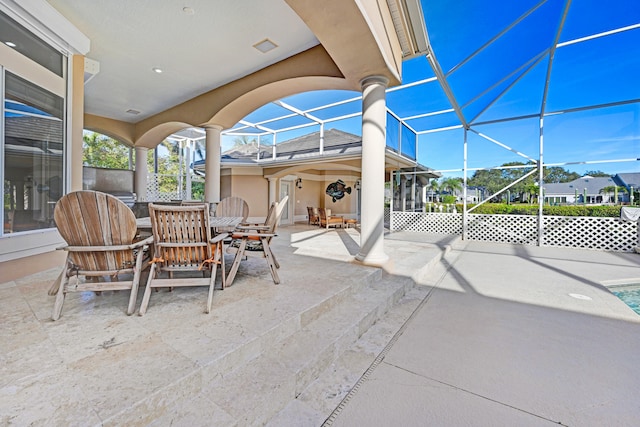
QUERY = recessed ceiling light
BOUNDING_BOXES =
[152,67,163,74]
[253,38,278,54]
[126,109,141,115]
[5,41,17,47]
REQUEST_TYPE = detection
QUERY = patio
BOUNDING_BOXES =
[2,224,640,426]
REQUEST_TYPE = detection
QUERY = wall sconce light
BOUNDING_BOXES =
[296,178,302,189]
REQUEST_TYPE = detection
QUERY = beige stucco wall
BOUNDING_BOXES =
[226,175,270,219]
[293,180,324,216]
[321,175,360,215]
[0,250,66,283]
[70,55,85,191]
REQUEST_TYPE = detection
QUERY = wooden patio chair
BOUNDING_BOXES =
[138,203,227,315]
[51,190,153,320]
[215,196,249,232]
[318,207,344,229]
[225,195,289,286]
[307,206,319,226]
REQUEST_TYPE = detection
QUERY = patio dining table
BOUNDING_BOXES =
[136,216,243,235]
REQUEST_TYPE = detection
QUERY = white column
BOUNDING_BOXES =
[400,176,407,211]
[185,141,192,200]
[134,147,148,201]
[356,75,389,266]
[204,124,222,203]
[268,177,278,205]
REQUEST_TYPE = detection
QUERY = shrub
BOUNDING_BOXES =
[442,195,456,204]
[456,203,622,217]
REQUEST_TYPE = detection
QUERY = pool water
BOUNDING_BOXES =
[610,285,640,315]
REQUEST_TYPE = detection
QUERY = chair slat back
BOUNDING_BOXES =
[216,197,249,221]
[318,208,327,222]
[266,195,289,234]
[54,190,137,271]
[148,203,212,269]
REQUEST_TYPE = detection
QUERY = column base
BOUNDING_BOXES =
[355,251,389,267]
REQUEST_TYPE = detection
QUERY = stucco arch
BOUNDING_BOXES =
[135,121,197,149]
[207,75,353,130]
[84,113,136,147]
[266,162,362,179]
[82,126,134,148]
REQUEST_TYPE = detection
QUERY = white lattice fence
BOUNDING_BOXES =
[391,212,462,234]
[390,211,638,252]
[543,216,637,252]
[467,214,539,245]
[146,174,184,202]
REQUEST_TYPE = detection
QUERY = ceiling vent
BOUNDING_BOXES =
[84,57,100,84]
[253,38,278,53]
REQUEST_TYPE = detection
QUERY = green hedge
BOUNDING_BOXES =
[455,203,623,217]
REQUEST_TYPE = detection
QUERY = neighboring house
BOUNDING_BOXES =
[613,173,640,203]
[543,176,618,204]
[192,128,439,222]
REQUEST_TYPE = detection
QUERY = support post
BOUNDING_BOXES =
[356,76,389,266]
[134,146,149,202]
[204,124,222,203]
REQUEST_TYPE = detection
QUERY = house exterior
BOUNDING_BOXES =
[613,173,640,203]
[543,176,619,205]
[192,128,438,223]
[0,0,427,279]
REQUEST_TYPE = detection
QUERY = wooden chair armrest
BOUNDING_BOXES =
[232,232,276,238]
[209,233,229,244]
[59,235,153,252]
[63,244,140,252]
[236,224,270,231]
[132,236,154,247]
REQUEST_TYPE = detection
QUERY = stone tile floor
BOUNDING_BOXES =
[3,225,640,426]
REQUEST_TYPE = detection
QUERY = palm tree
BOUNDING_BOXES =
[426,179,440,202]
[600,185,625,204]
[439,177,463,196]
[523,183,539,204]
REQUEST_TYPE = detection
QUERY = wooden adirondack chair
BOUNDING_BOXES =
[51,190,153,320]
[225,196,289,286]
[215,196,249,232]
[138,203,227,315]
[318,207,344,229]
[307,206,319,225]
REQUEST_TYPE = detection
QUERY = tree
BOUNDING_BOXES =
[468,162,581,202]
[233,135,257,146]
[522,183,539,204]
[543,167,580,183]
[584,170,610,177]
[426,179,440,202]
[83,131,130,169]
[599,185,625,204]
[467,168,505,196]
[439,177,463,194]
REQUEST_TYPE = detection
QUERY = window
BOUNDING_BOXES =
[4,72,64,233]
[0,10,64,76]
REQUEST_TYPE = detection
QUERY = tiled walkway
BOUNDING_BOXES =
[2,225,639,426]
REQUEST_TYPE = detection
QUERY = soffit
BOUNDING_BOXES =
[46,0,320,123]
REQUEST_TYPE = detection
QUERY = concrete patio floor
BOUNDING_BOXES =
[329,237,640,427]
[2,224,640,426]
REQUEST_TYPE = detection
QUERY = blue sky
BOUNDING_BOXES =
[221,0,639,178]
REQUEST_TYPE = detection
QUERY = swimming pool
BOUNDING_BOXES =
[609,285,640,315]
